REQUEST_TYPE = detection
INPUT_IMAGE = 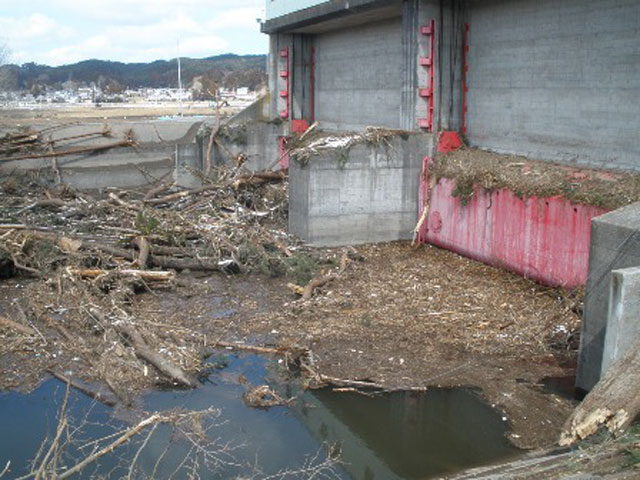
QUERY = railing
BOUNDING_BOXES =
[265,0,330,21]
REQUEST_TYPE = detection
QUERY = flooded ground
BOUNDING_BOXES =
[0,352,518,479]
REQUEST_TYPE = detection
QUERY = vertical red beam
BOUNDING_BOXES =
[418,19,435,132]
[310,46,315,123]
[461,23,469,135]
[279,47,290,120]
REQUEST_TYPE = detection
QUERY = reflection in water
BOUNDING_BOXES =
[0,354,518,479]
[304,389,517,479]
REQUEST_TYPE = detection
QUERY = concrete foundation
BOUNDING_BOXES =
[576,202,640,392]
[289,133,433,246]
[601,266,640,377]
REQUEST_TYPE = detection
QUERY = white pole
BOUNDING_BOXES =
[177,39,183,116]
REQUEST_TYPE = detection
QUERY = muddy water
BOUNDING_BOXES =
[0,353,518,479]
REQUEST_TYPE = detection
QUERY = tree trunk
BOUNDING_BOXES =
[559,336,640,446]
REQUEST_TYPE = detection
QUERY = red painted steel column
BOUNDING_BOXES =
[418,19,435,132]
[279,47,290,120]
[310,46,315,124]
[461,23,469,135]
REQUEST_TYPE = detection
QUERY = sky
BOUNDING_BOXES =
[0,0,268,66]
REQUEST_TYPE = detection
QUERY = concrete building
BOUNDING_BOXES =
[262,0,640,171]
[260,0,640,393]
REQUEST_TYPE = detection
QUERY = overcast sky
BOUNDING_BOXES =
[0,0,267,66]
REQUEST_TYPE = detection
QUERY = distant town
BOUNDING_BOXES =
[0,85,259,110]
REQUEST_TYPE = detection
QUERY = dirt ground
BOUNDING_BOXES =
[0,103,242,127]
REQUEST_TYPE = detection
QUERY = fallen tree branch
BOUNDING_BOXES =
[302,273,338,301]
[57,413,164,480]
[0,137,136,162]
[114,323,195,388]
[66,267,175,283]
[132,236,150,269]
[48,370,117,408]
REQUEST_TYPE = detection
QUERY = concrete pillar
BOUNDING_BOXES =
[291,34,314,122]
[601,266,640,376]
[401,0,419,131]
[576,202,640,393]
[174,143,203,189]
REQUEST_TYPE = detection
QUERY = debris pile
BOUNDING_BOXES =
[0,125,135,163]
[0,164,305,398]
[430,147,640,209]
[288,127,413,165]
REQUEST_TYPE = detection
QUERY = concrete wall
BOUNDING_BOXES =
[314,17,404,131]
[289,133,432,246]
[211,120,283,172]
[466,0,640,171]
[421,177,606,288]
[576,202,640,392]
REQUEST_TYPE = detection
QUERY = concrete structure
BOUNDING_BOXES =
[576,203,640,393]
[601,266,640,377]
[289,133,430,246]
[263,0,640,171]
[420,173,607,288]
[0,119,202,190]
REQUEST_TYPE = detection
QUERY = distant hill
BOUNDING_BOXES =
[0,54,267,92]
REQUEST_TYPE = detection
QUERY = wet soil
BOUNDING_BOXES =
[147,242,580,449]
[0,241,581,450]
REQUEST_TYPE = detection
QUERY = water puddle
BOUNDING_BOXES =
[0,353,519,479]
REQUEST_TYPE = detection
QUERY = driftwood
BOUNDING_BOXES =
[210,341,281,355]
[412,175,437,246]
[132,236,150,268]
[0,314,37,336]
[0,137,136,162]
[302,273,338,301]
[48,370,117,408]
[115,323,194,388]
[66,267,175,283]
[143,181,173,202]
[232,170,288,189]
[57,413,163,480]
[559,336,640,446]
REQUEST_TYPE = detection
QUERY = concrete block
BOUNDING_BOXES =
[289,133,434,246]
[601,266,640,376]
[576,202,640,392]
